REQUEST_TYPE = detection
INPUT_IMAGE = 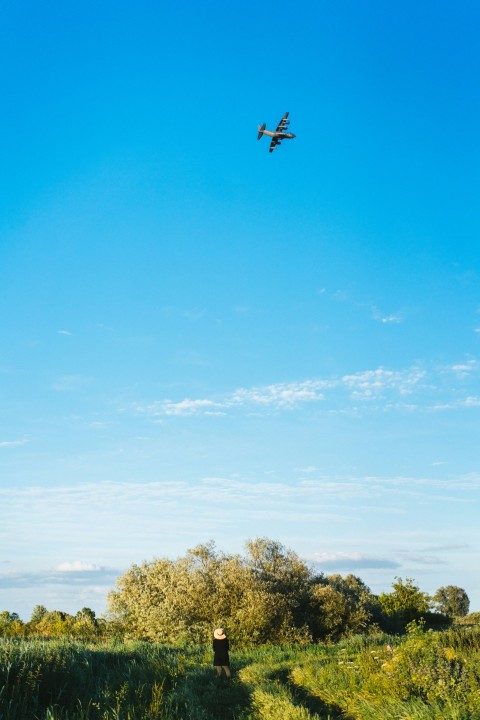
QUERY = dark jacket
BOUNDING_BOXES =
[213,637,230,666]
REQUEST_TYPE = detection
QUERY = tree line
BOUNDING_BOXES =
[1,538,473,644]
[0,605,106,640]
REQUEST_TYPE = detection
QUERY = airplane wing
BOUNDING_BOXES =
[269,137,278,152]
[275,111,289,132]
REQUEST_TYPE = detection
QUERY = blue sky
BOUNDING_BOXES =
[1,0,480,620]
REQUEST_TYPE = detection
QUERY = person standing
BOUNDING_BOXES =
[213,628,231,680]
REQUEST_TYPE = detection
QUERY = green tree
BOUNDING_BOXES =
[433,585,470,617]
[0,611,25,638]
[245,538,311,595]
[308,585,347,640]
[109,540,312,644]
[457,611,480,625]
[244,537,314,639]
[379,577,432,632]
[35,610,74,638]
[308,574,381,640]
[72,607,101,641]
[30,604,48,625]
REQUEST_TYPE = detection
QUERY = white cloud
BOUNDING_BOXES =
[135,379,331,417]
[230,380,328,408]
[464,396,480,407]
[2,472,479,615]
[341,367,425,399]
[57,329,72,336]
[0,439,29,448]
[0,565,118,589]
[131,358,480,418]
[55,561,101,572]
[162,398,225,416]
[432,396,480,411]
[371,306,403,324]
[449,360,479,378]
[380,314,402,324]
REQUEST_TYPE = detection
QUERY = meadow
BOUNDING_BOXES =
[2,627,480,720]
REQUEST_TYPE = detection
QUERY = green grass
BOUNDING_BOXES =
[2,628,480,719]
[0,639,181,719]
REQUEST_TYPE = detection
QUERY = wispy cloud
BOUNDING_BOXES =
[403,554,448,567]
[55,561,101,572]
[2,473,478,545]
[460,396,480,407]
[320,291,404,326]
[134,365,430,418]
[341,367,425,399]
[449,359,479,378]
[418,544,469,552]
[162,399,226,416]
[230,380,329,408]
[132,357,480,419]
[0,565,118,590]
[136,379,331,417]
[432,396,480,411]
[2,473,478,615]
[309,552,401,570]
[380,315,402,324]
[371,306,403,324]
[0,439,29,448]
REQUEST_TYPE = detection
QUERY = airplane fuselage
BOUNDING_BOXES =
[262,130,296,140]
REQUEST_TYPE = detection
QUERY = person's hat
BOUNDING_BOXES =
[214,628,226,639]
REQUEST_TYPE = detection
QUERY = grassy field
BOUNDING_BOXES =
[1,627,480,719]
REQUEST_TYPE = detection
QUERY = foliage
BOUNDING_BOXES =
[290,628,480,719]
[0,638,181,719]
[378,576,440,633]
[433,585,470,617]
[30,605,48,624]
[0,612,25,639]
[107,538,383,645]
[457,611,480,626]
[0,606,107,642]
[2,629,480,719]
[309,573,382,641]
[0,543,468,648]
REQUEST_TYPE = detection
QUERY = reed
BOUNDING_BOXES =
[2,627,480,719]
[0,638,180,719]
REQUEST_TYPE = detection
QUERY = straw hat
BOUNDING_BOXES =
[214,628,226,640]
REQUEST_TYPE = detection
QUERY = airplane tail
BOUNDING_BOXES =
[257,123,266,140]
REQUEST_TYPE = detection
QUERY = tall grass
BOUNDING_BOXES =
[290,629,480,720]
[0,638,181,719]
[2,627,480,720]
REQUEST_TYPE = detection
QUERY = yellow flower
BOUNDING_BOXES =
[444,647,456,662]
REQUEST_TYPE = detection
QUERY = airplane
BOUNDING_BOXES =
[257,111,296,152]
